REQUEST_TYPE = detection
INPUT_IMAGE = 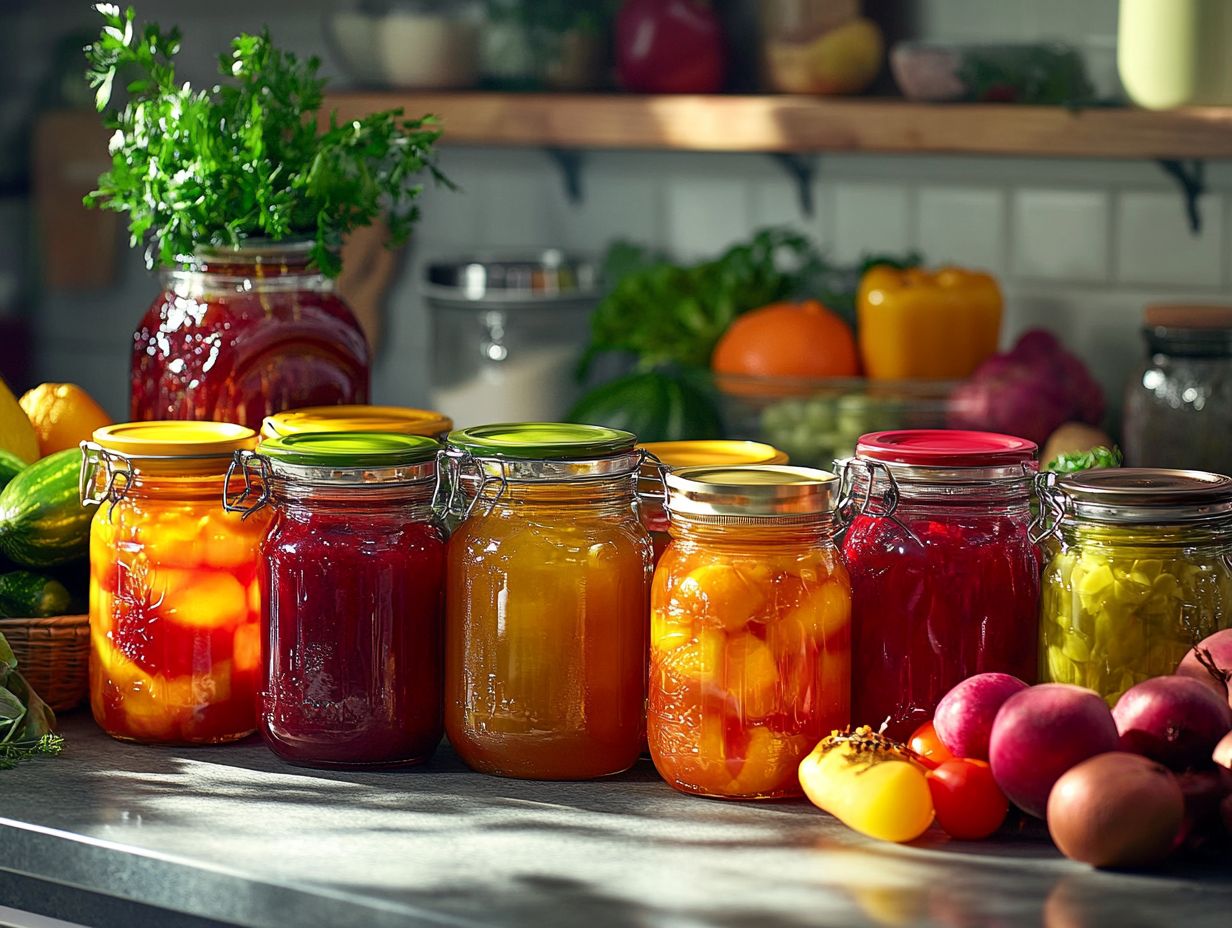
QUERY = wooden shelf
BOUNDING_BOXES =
[327,92,1232,159]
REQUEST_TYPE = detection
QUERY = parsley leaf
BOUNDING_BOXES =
[84,4,450,276]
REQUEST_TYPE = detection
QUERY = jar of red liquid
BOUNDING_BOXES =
[131,240,370,432]
[638,441,789,562]
[649,465,850,799]
[226,432,447,768]
[81,422,268,744]
[841,430,1040,740]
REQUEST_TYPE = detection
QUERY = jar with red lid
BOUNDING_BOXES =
[841,430,1040,740]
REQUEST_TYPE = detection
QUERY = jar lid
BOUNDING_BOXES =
[641,440,789,468]
[92,421,257,458]
[1057,467,1232,524]
[262,405,453,439]
[1143,304,1232,329]
[424,251,599,303]
[665,465,839,519]
[857,430,1038,468]
[257,432,440,468]
[448,423,636,460]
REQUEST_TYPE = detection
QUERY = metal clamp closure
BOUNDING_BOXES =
[79,442,134,519]
[223,450,271,519]
[838,458,920,545]
[1029,470,1065,545]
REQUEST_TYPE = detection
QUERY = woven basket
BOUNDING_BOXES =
[0,614,89,712]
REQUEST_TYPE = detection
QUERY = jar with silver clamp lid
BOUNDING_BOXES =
[442,422,651,780]
[1037,467,1232,705]
[840,429,1041,740]
[226,432,447,768]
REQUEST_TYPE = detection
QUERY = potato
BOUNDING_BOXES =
[933,672,1029,760]
[989,683,1120,818]
[1047,752,1183,869]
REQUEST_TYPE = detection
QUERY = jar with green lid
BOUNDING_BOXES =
[442,422,652,779]
[1037,467,1232,704]
[227,431,447,768]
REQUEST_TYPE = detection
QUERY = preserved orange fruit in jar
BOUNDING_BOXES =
[82,421,268,744]
[443,423,651,779]
[649,465,850,799]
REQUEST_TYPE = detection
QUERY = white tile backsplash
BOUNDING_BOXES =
[1116,191,1225,288]
[663,173,753,260]
[1012,189,1111,282]
[831,183,914,263]
[917,186,1007,275]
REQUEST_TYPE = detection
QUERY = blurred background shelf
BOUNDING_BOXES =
[327,93,1232,159]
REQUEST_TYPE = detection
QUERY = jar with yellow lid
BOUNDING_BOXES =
[261,405,453,440]
[443,423,651,779]
[81,421,269,744]
[638,441,789,563]
[1038,467,1232,705]
[649,465,850,800]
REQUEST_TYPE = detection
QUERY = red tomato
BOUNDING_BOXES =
[908,721,955,770]
[926,759,1009,840]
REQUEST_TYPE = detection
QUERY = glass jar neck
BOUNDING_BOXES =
[1145,325,1232,360]
[1061,517,1232,550]
[119,470,231,503]
[852,468,1032,518]
[476,476,637,516]
[162,241,333,297]
[668,513,834,549]
[270,477,436,516]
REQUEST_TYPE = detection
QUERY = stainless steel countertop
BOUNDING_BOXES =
[0,715,1229,928]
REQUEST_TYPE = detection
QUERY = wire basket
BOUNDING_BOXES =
[0,614,89,712]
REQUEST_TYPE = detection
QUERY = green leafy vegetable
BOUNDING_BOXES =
[957,44,1096,105]
[580,228,824,376]
[1044,445,1123,474]
[84,4,450,276]
[0,631,60,768]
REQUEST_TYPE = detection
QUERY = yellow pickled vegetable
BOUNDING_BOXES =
[798,726,935,843]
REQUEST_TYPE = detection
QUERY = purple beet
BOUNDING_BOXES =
[1113,675,1232,770]
[933,672,1029,760]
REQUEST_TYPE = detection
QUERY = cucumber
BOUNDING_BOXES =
[0,451,24,492]
[0,571,71,618]
[0,449,93,567]
[569,369,723,442]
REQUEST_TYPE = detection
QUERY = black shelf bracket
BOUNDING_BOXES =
[1157,158,1207,234]
[769,153,820,217]
[546,148,586,205]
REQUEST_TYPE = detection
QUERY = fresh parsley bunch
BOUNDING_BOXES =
[85,4,450,276]
[0,633,61,770]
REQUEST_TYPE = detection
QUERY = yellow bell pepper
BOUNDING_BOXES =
[798,726,935,843]
[857,266,1003,380]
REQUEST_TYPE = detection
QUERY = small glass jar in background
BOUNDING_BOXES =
[443,423,651,780]
[649,464,850,800]
[841,430,1041,741]
[227,432,447,769]
[637,441,789,563]
[1037,468,1232,705]
[1123,304,1232,474]
[81,422,267,745]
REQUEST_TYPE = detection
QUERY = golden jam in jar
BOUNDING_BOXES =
[443,424,651,780]
[83,422,268,744]
[1039,468,1232,704]
[649,465,850,800]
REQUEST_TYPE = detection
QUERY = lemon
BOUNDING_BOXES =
[19,382,112,457]
[0,377,40,463]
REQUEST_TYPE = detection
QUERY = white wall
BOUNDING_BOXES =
[13,1,1223,438]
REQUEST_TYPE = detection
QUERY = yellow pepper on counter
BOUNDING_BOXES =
[857,266,1003,380]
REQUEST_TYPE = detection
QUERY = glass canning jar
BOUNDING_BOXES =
[81,421,268,744]
[1037,468,1232,705]
[227,432,447,768]
[132,240,370,432]
[443,423,651,780]
[841,430,1041,740]
[649,464,850,800]
[1122,304,1232,473]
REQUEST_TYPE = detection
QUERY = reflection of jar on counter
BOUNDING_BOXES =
[1123,305,1232,474]
[1038,468,1232,705]
[424,254,598,428]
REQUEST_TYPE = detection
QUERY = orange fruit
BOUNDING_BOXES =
[711,301,859,379]
[19,382,112,457]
